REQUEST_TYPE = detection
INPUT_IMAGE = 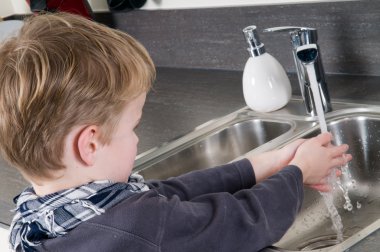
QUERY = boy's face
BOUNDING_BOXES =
[94,93,146,182]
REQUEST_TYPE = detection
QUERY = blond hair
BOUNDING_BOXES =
[0,12,155,178]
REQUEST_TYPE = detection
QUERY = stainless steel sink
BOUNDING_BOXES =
[133,99,380,251]
[135,115,294,180]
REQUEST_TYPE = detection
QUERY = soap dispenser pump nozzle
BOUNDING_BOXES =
[242,25,266,57]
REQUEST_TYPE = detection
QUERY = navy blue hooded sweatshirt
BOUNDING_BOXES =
[34,158,303,252]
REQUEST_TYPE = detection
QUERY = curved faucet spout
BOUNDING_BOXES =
[264,27,332,116]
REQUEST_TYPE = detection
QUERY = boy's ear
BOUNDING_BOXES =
[77,125,100,166]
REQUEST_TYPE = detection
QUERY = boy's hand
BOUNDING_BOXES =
[247,138,306,183]
[307,169,342,192]
[289,132,352,189]
[274,138,307,170]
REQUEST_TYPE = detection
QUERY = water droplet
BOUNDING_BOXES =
[357,201,362,209]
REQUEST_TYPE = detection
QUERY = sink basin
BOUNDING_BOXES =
[271,112,380,251]
[135,117,293,180]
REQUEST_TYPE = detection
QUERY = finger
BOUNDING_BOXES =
[344,153,353,162]
[315,132,333,146]
[321,168,342,183]
[329,144,349,158]
[308,183,332,192]
[318,177,328,184]
[331,155,350,168]
[335,168,342,177]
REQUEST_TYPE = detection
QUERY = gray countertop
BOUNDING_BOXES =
[1,67,380,250]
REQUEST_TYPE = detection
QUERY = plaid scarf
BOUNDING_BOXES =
[9,174,149,252]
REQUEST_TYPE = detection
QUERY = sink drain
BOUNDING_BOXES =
[298,235,345,250]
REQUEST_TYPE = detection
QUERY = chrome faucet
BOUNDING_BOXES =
[263,26,332,115]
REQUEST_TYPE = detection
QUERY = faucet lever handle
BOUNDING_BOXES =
[264,26,318,48]
[263,26,315,33]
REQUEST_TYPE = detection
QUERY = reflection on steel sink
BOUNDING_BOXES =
[135,117,293,180]
[269,112,380,252]
[134,99,380,251]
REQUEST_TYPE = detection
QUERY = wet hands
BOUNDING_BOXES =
[289,132,352,192]
[248,138,306,183]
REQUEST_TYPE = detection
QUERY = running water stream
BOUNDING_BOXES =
[305,65,345,242]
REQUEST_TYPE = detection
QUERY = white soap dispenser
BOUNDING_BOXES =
[242,25,292,112]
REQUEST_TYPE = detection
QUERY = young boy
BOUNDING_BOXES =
[0,13,351,252]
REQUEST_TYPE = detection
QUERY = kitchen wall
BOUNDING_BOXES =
[99,0,380,76]
[4,1,378,76]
